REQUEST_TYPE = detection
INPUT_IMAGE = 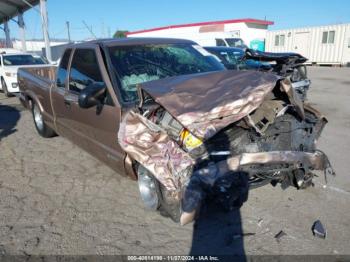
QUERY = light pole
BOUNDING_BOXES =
[18,12,27,52]
[66,21,71,42]
[40,0,52,62]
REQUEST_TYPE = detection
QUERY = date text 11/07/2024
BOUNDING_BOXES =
[127,255,220,261]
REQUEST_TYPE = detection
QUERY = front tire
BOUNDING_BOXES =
[137,165,181,222]
[1,78,12,97]
[32,102,56,138]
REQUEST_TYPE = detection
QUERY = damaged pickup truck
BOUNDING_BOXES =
[18,38,334,225]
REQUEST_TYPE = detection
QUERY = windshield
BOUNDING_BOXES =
[108,43,225,103]
[3,55,47,66]
[33,56,48,64]
[225,38,247,48]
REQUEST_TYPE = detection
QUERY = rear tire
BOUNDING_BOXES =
[32,102,56,138]
[1,78,12,97]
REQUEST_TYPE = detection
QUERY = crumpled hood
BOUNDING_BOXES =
[140,70,280,139]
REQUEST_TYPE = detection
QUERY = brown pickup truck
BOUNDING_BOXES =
[18,38,334,225]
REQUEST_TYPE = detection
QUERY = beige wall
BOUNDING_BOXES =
[266,24,350,65]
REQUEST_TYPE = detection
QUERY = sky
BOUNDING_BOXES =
[2,0,350,41]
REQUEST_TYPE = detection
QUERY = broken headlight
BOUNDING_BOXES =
[156,110,204,154]
[180,129,203,151]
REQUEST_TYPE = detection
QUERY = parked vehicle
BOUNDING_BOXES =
[18,38,334,225]
[202,37,248,48]
[0,50,48,97]
[204,46,271,70]
[205,46,311,101]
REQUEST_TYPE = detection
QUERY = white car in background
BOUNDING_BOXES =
[0,49,48,97]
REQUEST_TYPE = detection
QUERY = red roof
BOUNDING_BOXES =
[126,18,274,36]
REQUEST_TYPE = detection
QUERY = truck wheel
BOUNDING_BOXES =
[137,165,181,223]
[32,102,56,138]
[1,78,12,97]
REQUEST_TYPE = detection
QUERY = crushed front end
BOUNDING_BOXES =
[244,48,311,101]
[118,70,334,225]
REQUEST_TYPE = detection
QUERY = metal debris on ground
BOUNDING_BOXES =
[274,230,287,242]
[233,232,256,240]
[312,220,327,239]
[226,232,256,245]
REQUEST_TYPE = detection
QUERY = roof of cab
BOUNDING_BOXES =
[70,37,197,48]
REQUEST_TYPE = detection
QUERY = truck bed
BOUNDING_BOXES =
[18,65,57,87]
[18,65,57,123]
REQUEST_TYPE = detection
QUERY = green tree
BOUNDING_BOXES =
[113,30,129,38]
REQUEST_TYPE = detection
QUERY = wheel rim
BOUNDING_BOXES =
[33,105,44,130]
[138,168,160,210]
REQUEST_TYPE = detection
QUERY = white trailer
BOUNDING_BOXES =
[266,23,350,66]
[127,18,273,51]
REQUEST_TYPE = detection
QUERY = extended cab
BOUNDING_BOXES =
[18,38,334,225]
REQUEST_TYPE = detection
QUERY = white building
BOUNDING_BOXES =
[266,23,350,66]
[11,39,68,54]
[126,18,274,51]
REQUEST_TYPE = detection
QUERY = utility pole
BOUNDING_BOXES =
[101,20,105,38]
[66,21,71,42]
[18,12,27,52]
[107,26,111,38]
[82,20,97,39]
[40,0,52,62]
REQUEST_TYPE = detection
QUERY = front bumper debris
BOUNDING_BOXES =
[194,150,334,178]
[180,150,335,225]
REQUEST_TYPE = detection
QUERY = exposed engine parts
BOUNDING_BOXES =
[244,48,310,101]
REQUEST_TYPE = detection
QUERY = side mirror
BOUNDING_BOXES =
[78,83,106,109]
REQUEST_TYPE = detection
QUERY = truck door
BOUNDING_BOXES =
[51,48,72,137]
[56,45,125,171]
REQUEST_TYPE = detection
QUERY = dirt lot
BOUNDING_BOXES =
[0,67,349,256]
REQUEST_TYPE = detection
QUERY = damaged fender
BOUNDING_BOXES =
[118,110,194,191]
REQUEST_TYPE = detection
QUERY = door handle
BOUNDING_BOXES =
[63,96,76,108]
[64,99,71,108]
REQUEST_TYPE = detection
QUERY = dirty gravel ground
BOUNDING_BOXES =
[0,67,349,256]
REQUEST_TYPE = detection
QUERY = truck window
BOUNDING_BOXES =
[216,39,226,47]
[69,49,105,93]
[57,49,72,89]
